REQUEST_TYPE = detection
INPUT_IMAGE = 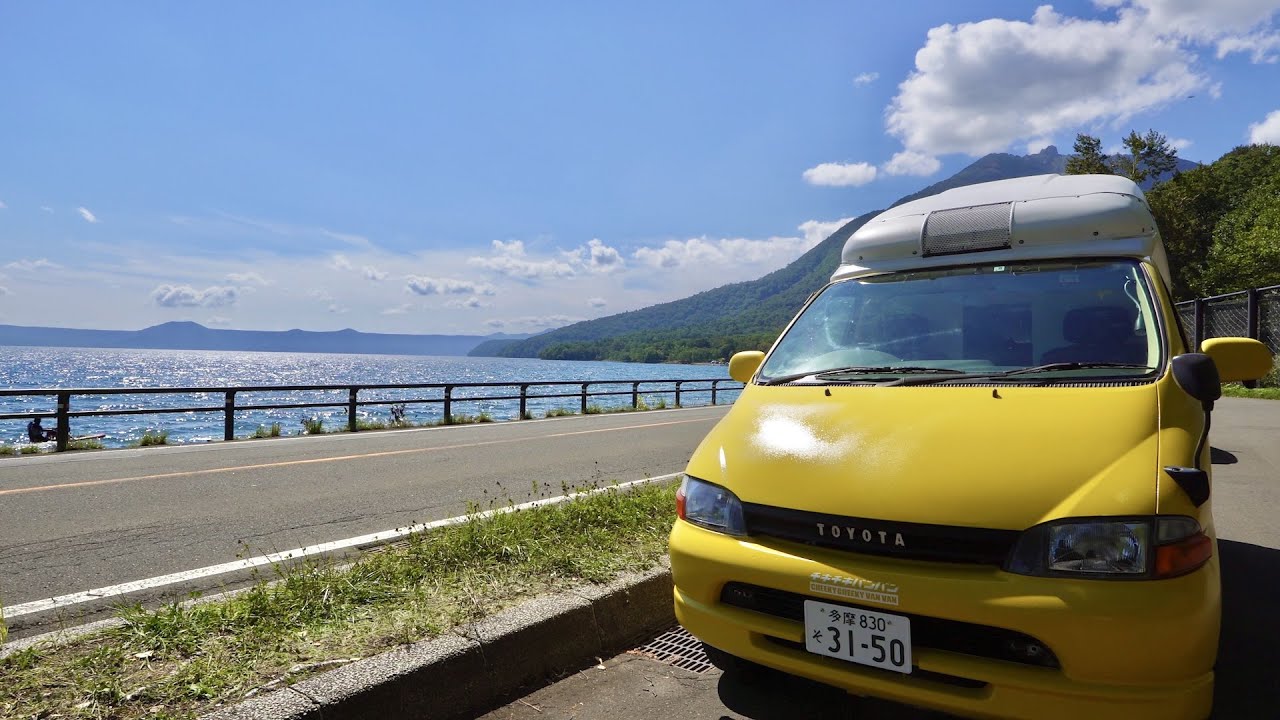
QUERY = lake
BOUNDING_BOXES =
[0,347,736,448]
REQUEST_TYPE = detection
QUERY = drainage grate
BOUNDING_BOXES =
[628,625,716,674]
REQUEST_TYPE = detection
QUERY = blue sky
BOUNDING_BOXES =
[2,1,1279,334]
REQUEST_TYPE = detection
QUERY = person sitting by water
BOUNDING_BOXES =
[27,417,56,442]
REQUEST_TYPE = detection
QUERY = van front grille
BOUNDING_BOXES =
[742,503,1019,565]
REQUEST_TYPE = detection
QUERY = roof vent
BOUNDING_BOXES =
[922,202,1012,257]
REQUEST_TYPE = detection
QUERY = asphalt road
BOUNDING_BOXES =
[0,405,729,609]
[486,397,1280,719]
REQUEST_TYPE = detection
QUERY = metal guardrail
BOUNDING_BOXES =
[0,378,743,452]
[1175,284,1280,354]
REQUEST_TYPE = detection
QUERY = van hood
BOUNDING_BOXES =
[688,384,1160,531]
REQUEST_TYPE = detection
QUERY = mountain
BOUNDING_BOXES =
[0,321,528,356]
[475,147,1202,362]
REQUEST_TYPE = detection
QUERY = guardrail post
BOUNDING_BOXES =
[519,384,529,420]
[224,391,236,441]
[348,387,359,432]
[711,380,719,405]
[580,383,589,414]
[632,382,640,409]
[56,391,70,452]
[1192,298,1205,351]
[443,386,453,424]
[674,381,683,408]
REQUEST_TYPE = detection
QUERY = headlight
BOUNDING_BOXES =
[1006,516,1211,579]
[676,475,747,536]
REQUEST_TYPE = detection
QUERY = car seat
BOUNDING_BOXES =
[1041,306,1147,365]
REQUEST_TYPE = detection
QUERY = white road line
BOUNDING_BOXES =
[1,472,683,620]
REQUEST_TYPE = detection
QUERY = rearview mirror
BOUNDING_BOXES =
[1202,337,1274,383]
[728,351,765,384]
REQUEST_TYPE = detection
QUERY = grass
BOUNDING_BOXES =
[543,407,577,418]
[1223,383,1280,400]
[68,438,105,451]
[251,423,283,439]
[445,412,495,425]
[135,430,169,447]
[301,417,325,435]
[19,445,41,455]
[0,445,14,456]
[0,479,678,720]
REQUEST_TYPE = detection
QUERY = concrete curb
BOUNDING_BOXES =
[202,563,675,720]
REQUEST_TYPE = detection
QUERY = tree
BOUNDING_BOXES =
[1111,129,1178,186]
[1065,133,1112,175]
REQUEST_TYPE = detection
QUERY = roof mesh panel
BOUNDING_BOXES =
[922,202,1012,256]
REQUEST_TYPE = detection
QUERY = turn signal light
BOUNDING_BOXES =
[1154,533,1212,579]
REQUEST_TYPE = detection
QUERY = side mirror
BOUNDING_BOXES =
[1170,353,1221,407]
[728,351,765,384]
[1202,337,1274,383]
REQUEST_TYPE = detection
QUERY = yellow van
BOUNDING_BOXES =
[669,174,1274,719]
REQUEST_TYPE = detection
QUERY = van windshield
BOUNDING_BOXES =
[759,260,1162,383]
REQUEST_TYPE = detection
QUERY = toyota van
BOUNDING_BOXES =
[669,174,1274,719]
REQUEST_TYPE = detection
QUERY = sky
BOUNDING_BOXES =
[2,1,1279,336]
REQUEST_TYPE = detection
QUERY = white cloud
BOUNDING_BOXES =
[381,303,414,315]
[1170,137,1194,151]
[468,239,577,280]
[633,217,854,271]
[151,284,238,308]
[77,206,99,223]
[405,275,496,296]
[40,206,53,213]
[0,200,7,210]
[882,151,942,176]
[362,266,388,281]
[886,6,1207,159]
[1108,0,1280,61]
[328,303,348,314]
[0,286,9,296]
[329,254,354,271]
[227,271,269,286]
[446,296,489,309]
[5,258,62,272]
[802,161,878,187]
[206,316,232,326]
[587,297,607,308]
[578,238,624,272]
[1249,109,1280,144]
[853,72,879,86]
[487,314,581,330]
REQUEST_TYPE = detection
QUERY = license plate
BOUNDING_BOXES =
[803,599,912,674]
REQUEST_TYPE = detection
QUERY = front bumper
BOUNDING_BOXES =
[670,520,1218,720]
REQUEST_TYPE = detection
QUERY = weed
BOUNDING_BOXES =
[0,445,14,456]
[1222,383,1280,400]
[251,423,283,439]
[301,416,325,435]
[19,445,41,455]
[136,430,169,447]
[543,407,576,418]
[68,438,104,451]
[356,419,388,431]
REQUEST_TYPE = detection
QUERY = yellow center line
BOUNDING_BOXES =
[0,416,716,498]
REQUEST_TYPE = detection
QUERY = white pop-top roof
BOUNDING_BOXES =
[834,174,1170,285]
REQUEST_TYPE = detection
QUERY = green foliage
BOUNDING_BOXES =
[68,438,104,451]
[252,423,283,439]
[137,430,169,447]
[1111,129,1178,185]
[1065,133,1111,175]
[301,417,325,435]
[356,419,388,431]
[543,407,576,418]
[20,445,41,455]
[1147,144,1280,298]
[0,445,14,456]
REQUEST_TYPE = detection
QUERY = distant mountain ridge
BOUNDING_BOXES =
[0,321,527,356]
[475,146,1200,360]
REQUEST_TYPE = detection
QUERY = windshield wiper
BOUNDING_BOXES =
[998,362,1155,376]
[885,361,1155,386]
[761,366,965,386]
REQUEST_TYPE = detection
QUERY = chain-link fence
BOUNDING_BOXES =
[1174,284,1280,355]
